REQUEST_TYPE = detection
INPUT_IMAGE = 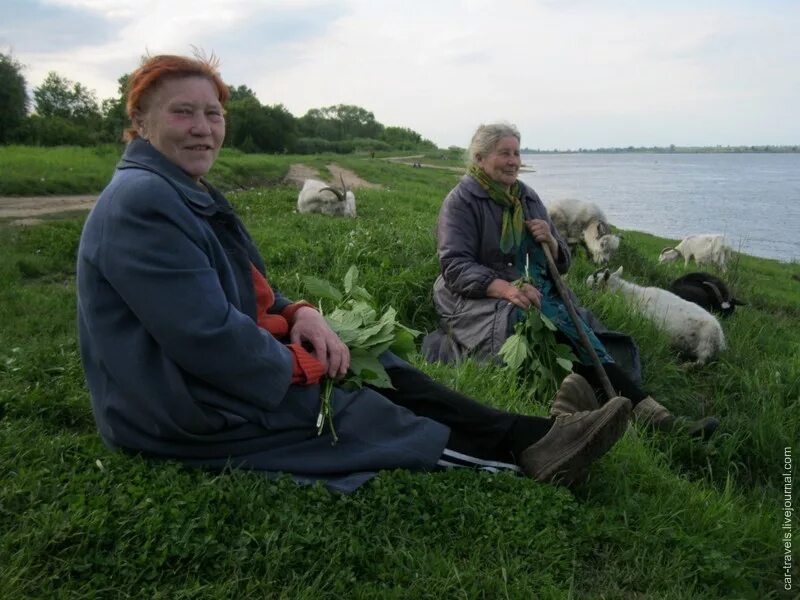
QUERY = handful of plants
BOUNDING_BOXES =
[498,254,577,402]
[301,265,421,443]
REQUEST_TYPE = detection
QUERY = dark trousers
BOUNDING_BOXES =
[553,330,648,406]
[380,366,552,465]
[573,362,647,405]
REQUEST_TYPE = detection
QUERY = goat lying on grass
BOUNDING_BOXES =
[297,175,356,218]
[547,198,620,264]
[586,266,726,365]
[669,272,745,317]
[659,234,731,270]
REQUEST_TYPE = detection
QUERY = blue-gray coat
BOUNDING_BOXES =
[422,175,571,361]
[77,139,449,492]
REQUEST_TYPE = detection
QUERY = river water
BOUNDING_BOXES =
[517,153,800,262]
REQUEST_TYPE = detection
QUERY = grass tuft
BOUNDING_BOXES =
[1,148,796,597]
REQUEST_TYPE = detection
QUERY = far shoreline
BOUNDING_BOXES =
[522,146,800,154]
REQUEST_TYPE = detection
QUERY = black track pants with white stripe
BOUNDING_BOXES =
[378,366,552,473]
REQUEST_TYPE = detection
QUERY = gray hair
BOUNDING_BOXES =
[466,123,521,166]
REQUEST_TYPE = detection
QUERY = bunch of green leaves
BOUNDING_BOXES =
[302,265,421,441]
[498,255,577,403]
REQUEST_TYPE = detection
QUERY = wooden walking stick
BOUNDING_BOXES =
[521,206,618,399]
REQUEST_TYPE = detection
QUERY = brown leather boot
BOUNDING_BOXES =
[633,396,719,439]
[550,373,599,417]
[520,395,631,487]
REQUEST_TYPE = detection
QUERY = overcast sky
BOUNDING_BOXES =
[2,0,798,149]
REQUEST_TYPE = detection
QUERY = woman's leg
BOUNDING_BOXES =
[573,358,719,438]
[379,366,551,464]
[573,362,648,406]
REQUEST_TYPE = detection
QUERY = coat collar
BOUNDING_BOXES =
[117,138,228,216]
[459,172,532,200]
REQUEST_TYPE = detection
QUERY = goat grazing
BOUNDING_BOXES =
[668,272,745,317]
[658,234,731,270]
[586,266,726,365]
[297,175,356,218]
[547,198,620,264]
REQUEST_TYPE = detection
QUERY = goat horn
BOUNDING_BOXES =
[340,173,347,195]
[320,186,345,202]
[701,281,727,307]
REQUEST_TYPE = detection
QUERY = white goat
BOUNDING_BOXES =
[658,234,730,270]
[586,266,726,365]
[297,175,356,218]
[547,198,620,264]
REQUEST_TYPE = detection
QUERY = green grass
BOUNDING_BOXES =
[1,148,797,598]
[0,145,349,196]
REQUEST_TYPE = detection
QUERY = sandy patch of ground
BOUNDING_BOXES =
[383,155,464,173]
[283,163,381,189]
[283,164,323,187]
[325,164,381,189]
[0,195,97,222]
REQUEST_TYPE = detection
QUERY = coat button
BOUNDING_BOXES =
[507,262,513,267]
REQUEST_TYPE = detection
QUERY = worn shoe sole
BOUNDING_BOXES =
[525,396,631,487]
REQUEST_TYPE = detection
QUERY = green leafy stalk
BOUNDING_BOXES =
[498,253,577,402]
[302,265,421,443]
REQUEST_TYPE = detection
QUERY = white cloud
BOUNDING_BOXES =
[5,0,799,147]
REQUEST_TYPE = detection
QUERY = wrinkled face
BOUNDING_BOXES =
[133,76,225,180]
[477,135,521,190]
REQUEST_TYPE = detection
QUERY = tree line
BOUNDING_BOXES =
[0,52,437,154]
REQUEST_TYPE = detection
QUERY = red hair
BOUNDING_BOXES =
[124,53,230,141]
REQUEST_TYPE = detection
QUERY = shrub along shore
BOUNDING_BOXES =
[1,147,797,598]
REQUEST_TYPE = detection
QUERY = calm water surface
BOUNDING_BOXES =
[517,153,800,262]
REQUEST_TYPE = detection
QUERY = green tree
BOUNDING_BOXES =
[380,126,436,150]
[100,74,130,142]
[33,71,100,120]
[228,84,258,102]
[0,52,29,143]
[225,95,297,153]
[298,104,384,141]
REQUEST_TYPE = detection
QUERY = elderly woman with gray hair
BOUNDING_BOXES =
[424,123,718,438]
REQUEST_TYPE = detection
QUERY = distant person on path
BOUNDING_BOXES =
[76,54,631,493]
[423,122,718,438]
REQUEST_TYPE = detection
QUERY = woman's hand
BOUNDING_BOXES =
[486,278,542,310]
[525,219,558,259]
[290,307,350,378]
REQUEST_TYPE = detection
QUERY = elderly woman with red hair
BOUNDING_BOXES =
[77,53,631,492]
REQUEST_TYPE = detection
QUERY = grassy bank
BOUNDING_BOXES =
[1,149,797,598]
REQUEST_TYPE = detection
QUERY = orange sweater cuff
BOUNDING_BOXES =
[281,302,316,325]
[288,343,326,385]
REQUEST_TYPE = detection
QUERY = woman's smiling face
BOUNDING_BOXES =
[133,76,225,180]
[477,135,521,189]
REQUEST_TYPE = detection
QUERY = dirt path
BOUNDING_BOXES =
[283,163,381,189]
[326,164,381,189]
[1,162,381,224]
[0,195,97,222]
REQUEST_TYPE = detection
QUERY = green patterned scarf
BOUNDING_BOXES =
[468,164,524,253]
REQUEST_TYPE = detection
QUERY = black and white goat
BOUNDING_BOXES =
[586,266,726,365]
[668,272,745,317]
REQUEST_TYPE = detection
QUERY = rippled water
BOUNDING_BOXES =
[517,153,800,262]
